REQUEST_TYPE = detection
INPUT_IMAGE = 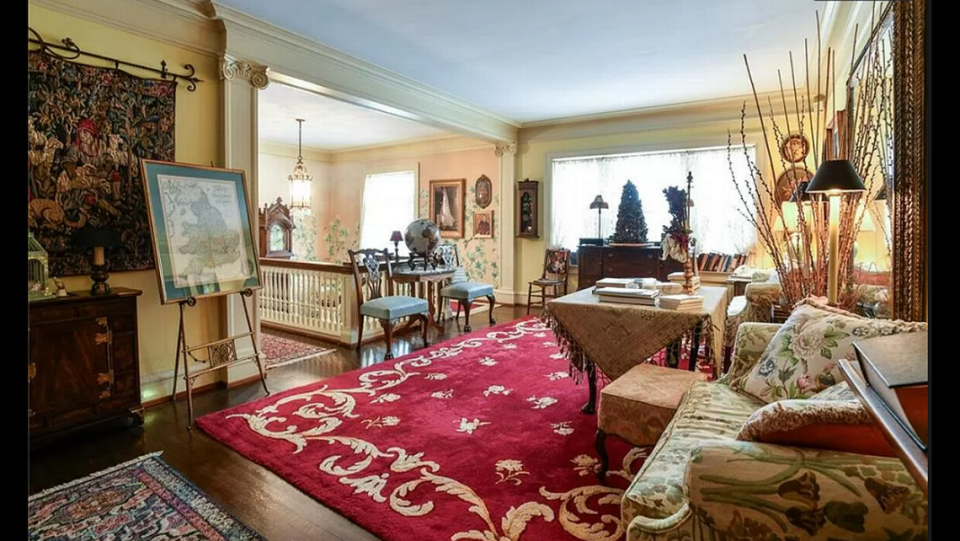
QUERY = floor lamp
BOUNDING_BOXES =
[804,159,866,305]
[590,195,609,239]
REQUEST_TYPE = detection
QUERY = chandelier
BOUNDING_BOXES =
[288,118,312,209]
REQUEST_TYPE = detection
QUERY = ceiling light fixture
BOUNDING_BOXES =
[288,118,312,209]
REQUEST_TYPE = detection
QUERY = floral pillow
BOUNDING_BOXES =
[735,399,895,457]
[734,300,926,403]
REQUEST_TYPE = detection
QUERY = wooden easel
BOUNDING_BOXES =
[171,288,269,427]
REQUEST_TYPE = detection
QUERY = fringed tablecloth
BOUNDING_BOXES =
[542,286,729,382]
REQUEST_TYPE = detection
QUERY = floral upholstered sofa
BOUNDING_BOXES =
[621,302,927,541]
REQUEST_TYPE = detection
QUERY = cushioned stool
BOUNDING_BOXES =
[595,363,709,482]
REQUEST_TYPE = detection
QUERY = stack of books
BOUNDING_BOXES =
[659,294,704,311]
[667,272,700,290]
[595,277,639,289]
[595,287,660,305]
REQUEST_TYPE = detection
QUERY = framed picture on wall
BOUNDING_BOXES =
[473,210,493,239]
[141,159,261,304]
[429,178,466,239]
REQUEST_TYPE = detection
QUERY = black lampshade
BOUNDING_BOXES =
[806,159,866,194]
[73,226,122,248]
[589,195,609,210]
[876,184,887,201]
[390,230,404,242]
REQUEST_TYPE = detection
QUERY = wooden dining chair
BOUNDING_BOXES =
[348,248,430,360]
[435,244,496,332]
[527,248,571,314]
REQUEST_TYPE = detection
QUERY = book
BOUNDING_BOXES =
[853,332,928,449]
[594,287,660,298]
[659,294,704,311]
[595,278,639,289]
[598,295,658,305]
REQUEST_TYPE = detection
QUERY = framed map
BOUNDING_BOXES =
[141,160,261,304]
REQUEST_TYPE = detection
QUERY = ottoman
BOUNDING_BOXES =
[595,363,708,481]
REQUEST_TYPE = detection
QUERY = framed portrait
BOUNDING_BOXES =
[473,210,493,239]
[429,179,466,239]
[140,160,261,304]
[474,174,493,209]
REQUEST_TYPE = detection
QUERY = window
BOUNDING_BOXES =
[550,146,756,256]
[360,169,417,254]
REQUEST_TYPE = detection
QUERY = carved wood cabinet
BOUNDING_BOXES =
[29,287,143,442]
[577,245,684,290]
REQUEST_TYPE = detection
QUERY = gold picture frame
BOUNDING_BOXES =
[429,179,466,239]
[473,210,493,239]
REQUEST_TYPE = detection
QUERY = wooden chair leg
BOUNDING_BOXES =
[456,302,462,319]
[527,284,533,315]
[486,295,496,325]
[356,315,365,352]
[379,319,395,361]
[463,298,473,332]
[595,429,609,483]
[419,313,430,347]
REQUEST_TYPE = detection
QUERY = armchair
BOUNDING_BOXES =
[723,272,782,370]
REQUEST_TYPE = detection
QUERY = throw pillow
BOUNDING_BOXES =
[735,399,895,457]
[733,298,926,402]
[809,382,856,401]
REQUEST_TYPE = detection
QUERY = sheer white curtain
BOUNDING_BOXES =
[360,170,416,254]
[550,146,756,255]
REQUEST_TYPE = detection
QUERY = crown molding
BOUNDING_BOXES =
[519,90,806,144]
[259,141,332,162]
[329,135,492,164]
[206,1,519,144]
[29,0,222,56]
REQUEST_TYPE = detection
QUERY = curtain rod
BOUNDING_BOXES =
[28,27,202,91]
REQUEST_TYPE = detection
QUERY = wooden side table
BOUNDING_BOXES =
[391,268,456,332]
[839,358,928,495]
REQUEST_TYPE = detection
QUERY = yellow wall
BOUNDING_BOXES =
[29,5,224,402]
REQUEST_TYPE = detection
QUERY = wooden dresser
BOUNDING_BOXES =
[577,245,684,290]
[29,287,143,443]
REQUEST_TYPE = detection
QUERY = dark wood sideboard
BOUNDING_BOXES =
[577,245,684,290]
[29,287,144,443]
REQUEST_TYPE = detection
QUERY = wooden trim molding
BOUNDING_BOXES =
[891,0,927,321]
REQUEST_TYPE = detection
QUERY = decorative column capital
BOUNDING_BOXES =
[494,142,517,157]
[219,55,270,89]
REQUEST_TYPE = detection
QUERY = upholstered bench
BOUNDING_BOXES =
[595,363,708,481]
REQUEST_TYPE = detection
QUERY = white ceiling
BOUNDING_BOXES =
[220,0,824,123]
[258,83,450,150]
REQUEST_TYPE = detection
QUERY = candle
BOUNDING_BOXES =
[93,246,105,267]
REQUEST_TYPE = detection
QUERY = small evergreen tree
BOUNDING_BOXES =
[611,180,648,243]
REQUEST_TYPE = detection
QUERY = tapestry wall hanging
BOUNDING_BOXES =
[27,50,177,276]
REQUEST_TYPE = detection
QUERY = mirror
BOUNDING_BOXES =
[845,4,894,318]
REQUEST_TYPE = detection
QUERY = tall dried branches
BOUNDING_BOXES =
[728,9,892,311]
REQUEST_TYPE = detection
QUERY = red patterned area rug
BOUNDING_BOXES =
[261,333,335,369]
[199,317,649,541]
[28,453,263,540]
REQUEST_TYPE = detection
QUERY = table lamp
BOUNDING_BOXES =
[804,159,866,305]
[73,226,122,295]
[589,195,609,238]
[390,230,404,263]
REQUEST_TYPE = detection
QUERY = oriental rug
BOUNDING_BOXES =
[260,332,335,369]
[198,317,649,541]
[28,452,262,541]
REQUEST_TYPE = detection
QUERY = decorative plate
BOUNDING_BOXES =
[779,134,810,163]
[474,175,492,209]
[775,167,814,205]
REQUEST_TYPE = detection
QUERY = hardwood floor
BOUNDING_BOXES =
[29,305,537,541]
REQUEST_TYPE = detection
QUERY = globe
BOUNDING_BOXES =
[404,219,441,256]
